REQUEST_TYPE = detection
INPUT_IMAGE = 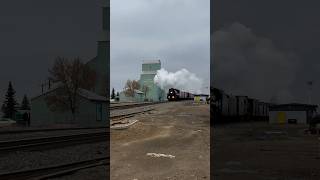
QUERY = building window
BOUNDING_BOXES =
[96,103,103,121]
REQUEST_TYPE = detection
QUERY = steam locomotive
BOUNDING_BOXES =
[167,88,194,101]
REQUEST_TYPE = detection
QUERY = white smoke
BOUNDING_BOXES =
[154,68,203,94]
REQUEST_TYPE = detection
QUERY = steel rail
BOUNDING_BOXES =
[0,132,108,152]
[0,157,109,180]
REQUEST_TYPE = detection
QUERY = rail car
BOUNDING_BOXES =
[167,88,194,101]
[212,88,269,123]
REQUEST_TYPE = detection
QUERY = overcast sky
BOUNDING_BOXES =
[0,0,102,103]
[3,1,318,107]
[110,0,210,94]
[213,0,320,106]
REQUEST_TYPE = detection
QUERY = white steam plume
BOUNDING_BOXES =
[154,68,203,94]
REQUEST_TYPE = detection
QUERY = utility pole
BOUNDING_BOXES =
[307,81,313,104]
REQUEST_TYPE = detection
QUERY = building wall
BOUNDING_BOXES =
[269,111,307,124]
[31,94,107,127]
[142,63,161,72]
[139,61,165,102]
[86,5,109,97]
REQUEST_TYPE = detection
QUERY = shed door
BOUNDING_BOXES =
[277,112,286,124]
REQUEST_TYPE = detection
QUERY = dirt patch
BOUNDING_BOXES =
[111,101,210,180]
[213,122,320,180]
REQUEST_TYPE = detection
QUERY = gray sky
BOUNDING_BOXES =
[213,0,320,106]
[0,0,102,103]
[110,0,210,94]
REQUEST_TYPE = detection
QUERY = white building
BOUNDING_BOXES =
[269,103,318,124]
[31,87,107,127]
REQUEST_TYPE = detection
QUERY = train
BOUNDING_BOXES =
[211,88,269,123]
[167,88,194,101]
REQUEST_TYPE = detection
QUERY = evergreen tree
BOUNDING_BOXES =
[111,88,115,99]
[2,82,18,119]
[20,94,31,110]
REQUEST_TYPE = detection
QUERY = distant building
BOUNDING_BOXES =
[31,87,107,127]
[194,94,209,103]
[86,3,109,97]
[139,60,165,102]
[31,3,109,127]
[269,103,318,124]
[119,60,165,102]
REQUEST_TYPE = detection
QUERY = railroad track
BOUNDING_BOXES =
[0,127,108,135]
[0,131,108,152]
[0,156,109,180]
[110,108,154,125]
[110,101,166,110]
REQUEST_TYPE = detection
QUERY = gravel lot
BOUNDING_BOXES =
[212,122,320,180]
[111,101,210,180]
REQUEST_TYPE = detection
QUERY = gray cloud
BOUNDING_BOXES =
[213,0,320,107]
[0,0,101,103]
[111,0,210,94]
[213,22,300,103]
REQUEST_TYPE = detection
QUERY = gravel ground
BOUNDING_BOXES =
[48,165,109,180]
[111,101,210,180]
[0,142,108,174]
[0,128,107,141]
[212,122,320,180]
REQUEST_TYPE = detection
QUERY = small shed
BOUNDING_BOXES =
[31,87,107,127]
[194,94,209,103]
[269,103,318,124]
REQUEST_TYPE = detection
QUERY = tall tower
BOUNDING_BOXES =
[87,1,109,97]
[139,60,165,102]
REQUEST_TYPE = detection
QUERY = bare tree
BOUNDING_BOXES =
[124,80,140,97]
[45,57,96,122]
[142,85,149,101]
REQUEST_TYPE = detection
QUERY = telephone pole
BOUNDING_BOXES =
[307,81,313,104]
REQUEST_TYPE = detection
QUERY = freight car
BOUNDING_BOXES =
[212,88,269,123]
[167,88,194,101]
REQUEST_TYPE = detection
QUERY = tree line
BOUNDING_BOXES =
[1,82,30,119]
